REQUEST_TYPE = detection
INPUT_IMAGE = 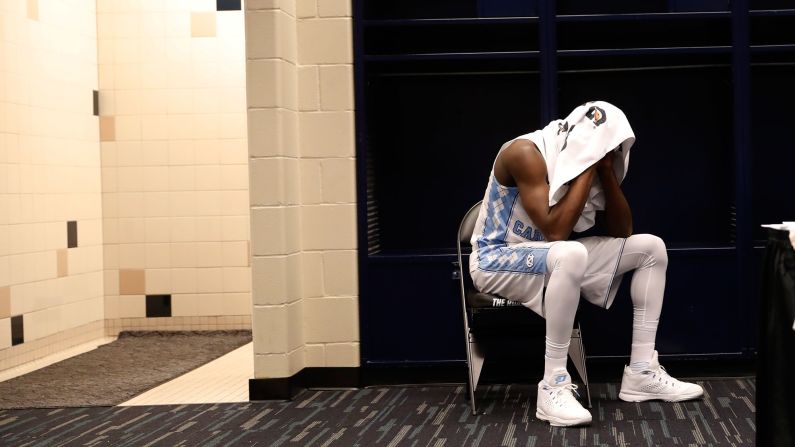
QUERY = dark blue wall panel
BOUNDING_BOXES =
[362,257,464,364]
[751,65,795,240]
[367,71,540,253]
[559,66,734,247]
[578,249,742,357]
[356,2,787,367]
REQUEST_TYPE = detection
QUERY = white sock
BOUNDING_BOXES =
[629,342,654,373]
[543,337,570,384]
[629,307,658,373]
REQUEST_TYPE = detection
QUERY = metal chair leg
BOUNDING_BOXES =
[466,332,485,415]
[568,323,592,408]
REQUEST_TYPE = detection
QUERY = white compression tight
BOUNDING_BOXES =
[542,234,668,382]
[543,241,588,381]
[615,234,668,372]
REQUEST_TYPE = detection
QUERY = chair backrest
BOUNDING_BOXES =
[458,200,483,247]
[456,201,483,328]
[456,201,483,301]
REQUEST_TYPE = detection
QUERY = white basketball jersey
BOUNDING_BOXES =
[470,133,547,251]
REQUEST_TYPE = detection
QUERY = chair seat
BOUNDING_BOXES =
[465,290,523,308]
[466,288,546,333]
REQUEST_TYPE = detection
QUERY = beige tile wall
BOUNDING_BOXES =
[0,0,360,377]
[97,0,252,329]
[246,0,359,379]
[0,0,104,367]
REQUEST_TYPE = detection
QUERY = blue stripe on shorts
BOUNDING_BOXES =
[476,245,549,275]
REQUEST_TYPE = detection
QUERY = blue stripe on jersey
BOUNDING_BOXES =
[476,175,520,251]
[476,245,549,275]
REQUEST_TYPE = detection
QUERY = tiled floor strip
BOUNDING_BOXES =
[119,342,253,406]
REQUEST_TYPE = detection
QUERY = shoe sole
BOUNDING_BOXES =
[535,409,592,427]
[618,389,704,402]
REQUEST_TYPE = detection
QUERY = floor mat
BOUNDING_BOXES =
[0,379,755,446]
[0,331,252,409]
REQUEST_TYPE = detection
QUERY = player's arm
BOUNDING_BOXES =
[498,140,596,242]
[596,151,633,238]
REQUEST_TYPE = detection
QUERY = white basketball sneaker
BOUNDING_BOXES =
[536,370,592,427]
[619,351,704,402]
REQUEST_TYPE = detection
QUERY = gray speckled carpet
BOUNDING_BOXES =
[0,331,252,409]
[0,379,755,446]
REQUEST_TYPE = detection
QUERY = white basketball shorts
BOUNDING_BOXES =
[469,236,627,316]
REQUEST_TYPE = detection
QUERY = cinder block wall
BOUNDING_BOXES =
[0,0,105,369]
[246,0,359,379]
[96,0,252,333]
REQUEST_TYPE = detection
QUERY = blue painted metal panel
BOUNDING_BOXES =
[579,249,742,357]
[356,2,793,366]
[751,64,795,240]
[731,0,755,361]
[559,66,734,247]
[362,248,750,364]
[364,70,540,253]
[478,0,538,17]
[362,256,465,364]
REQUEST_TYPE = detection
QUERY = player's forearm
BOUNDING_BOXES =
[598,167,633,237]
[545,167,596,241]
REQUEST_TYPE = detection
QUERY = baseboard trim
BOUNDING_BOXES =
[249,376,293,400]
[249,367,361,400]
[302,367,361,388]
[249,364,468,400]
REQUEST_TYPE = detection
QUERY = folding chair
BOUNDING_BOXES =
[455,200,592,415]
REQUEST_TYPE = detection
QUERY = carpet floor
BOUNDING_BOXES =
[0,378,755,446]
[0,331,252,409]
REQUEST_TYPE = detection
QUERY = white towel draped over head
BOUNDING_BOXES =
[537,100,636,232]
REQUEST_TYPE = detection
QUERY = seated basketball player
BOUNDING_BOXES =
[469,102,703,427]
